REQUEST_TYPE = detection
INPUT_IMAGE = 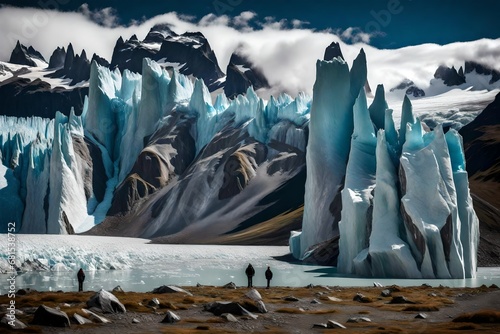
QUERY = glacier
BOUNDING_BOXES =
[290,50,479,279]
[0,50,480,279]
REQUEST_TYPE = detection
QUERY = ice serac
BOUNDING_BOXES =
[337,88,377,274]
[297,49,367,259]
[365,130,421,278]
[400,122,465,279]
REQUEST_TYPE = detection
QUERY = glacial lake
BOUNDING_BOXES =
[0,235,499,293]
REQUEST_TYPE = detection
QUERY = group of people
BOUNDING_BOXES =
[76,264,273,292]
[245,264,273,289]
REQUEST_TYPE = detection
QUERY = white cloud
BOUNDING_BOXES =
[0,6,499,99]
[78,3,119,28]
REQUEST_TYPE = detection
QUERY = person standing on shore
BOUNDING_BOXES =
[77,268,85,292]
[265,266,273,289]
[245,264,255,288]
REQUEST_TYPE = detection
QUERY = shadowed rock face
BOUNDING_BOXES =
[324,42,344,61]
[9,41,46,67]
[108,112,196,216]
[219,144,267,199]
[48,46,66,69]
[434,65,466,86]
[465,61,500,84]
[224,52,269,99]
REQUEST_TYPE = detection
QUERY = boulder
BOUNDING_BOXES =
[311,299,321,304]
[381,289,392,297]
[389,296,417,304]
[112,286,124,293]
[86,289,126,313]
[1,315,27,330]
[221,313,238,322]
[284,296,299,302]
[347,317,372,323]
[353,293,372,303]
[312,323,328,328]
[148,298,161,308]
[132,318,140,324]
[204,302,257,319]
[32,305,70,327]
[223,282,237,289]
[81,309,111,323]
[73,314,92,325]
[161,311,181,323]
[151,285,192,296]
[327,320,346,329]
[245,289,262,301]
[415,313,428,319]
[373,282,383,287]
[255,300,268,314]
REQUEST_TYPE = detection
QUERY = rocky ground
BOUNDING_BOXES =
[1,284,500,333]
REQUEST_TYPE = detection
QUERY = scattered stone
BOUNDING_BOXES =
[73,314,92,325]
[151,285,193,296]
[221,313,238,322]
[196,325,210,330]
[306,284,315,289]
[389,296,417,304]
[353,293,372,303]
[315,292,324,297]
[327,296,342,302]
[81,309,111,323]
[196,283,202,287]
[415,313,428,319]
[223,282,237,289]
[347,317,372,323]
[312,323,328,328]
[322,286,331,291]
[1,315,27,329]
[428,293,438,297]
[161,310,181,323]
[389,285,402,292]
[373,282,383,288]
[421,283,432,288]
[32,305,70,327]
[327,320,347,329]
[87,289,126,313]
[490,284,499,289]
[311,299,321,304]
[245,289,262,301]
[16,288,37,295]
[204,302,257,319]
[132,318,140,324]
[284,296,299,302]
[256,300,268,313]
[59,303,71,308]
[112,286,124,293]
[381,289,392,297]
[148,298,161,308]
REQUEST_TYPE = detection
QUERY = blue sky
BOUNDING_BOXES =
[1,0,499,49]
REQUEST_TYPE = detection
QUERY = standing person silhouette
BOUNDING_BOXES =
[245,264,255,288]
[265,266,273,289]
[77,268,85,292]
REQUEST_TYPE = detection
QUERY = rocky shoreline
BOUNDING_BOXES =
[1,284,499,333]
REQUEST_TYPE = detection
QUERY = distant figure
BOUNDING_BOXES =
[245,264,255,288]
[265,266,273,289]
[77,268,85,292]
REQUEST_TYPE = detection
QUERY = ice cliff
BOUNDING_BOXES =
[289,51,479,279]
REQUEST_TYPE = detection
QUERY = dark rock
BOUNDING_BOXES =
[381,289,392,297]
[223,282,237,289]
[490,284,499,289]
[306,283,315,289]
[143,23,177,43]
[465,61,500,84]
[353,293,372,303]
[415,313,428,319]
[389,296,417,304]
[73,313,92,325]
[86,289,126,313]
[406,86,425,97]
[9,41,46,66]
[311,299,321,304]
[434,65,466,86]
[373,282,383,288]
[301,235,340,266]
[148,298,161,308]
[224,50,269,99]
[48,46,66,69]
[81,309,111,323]
[324,41,344,61]
[1,315,27,329]
[221,313,238,322]
[32,305,70,327]
[203,302,257,319]
[112,286,124,293]
[327,320,347,329]
[421,283,432,288]
[284,296,299,302]
[161,311,180,323]
[151,285,192,296]
[347,317,372,323]
[312,323,328,328]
